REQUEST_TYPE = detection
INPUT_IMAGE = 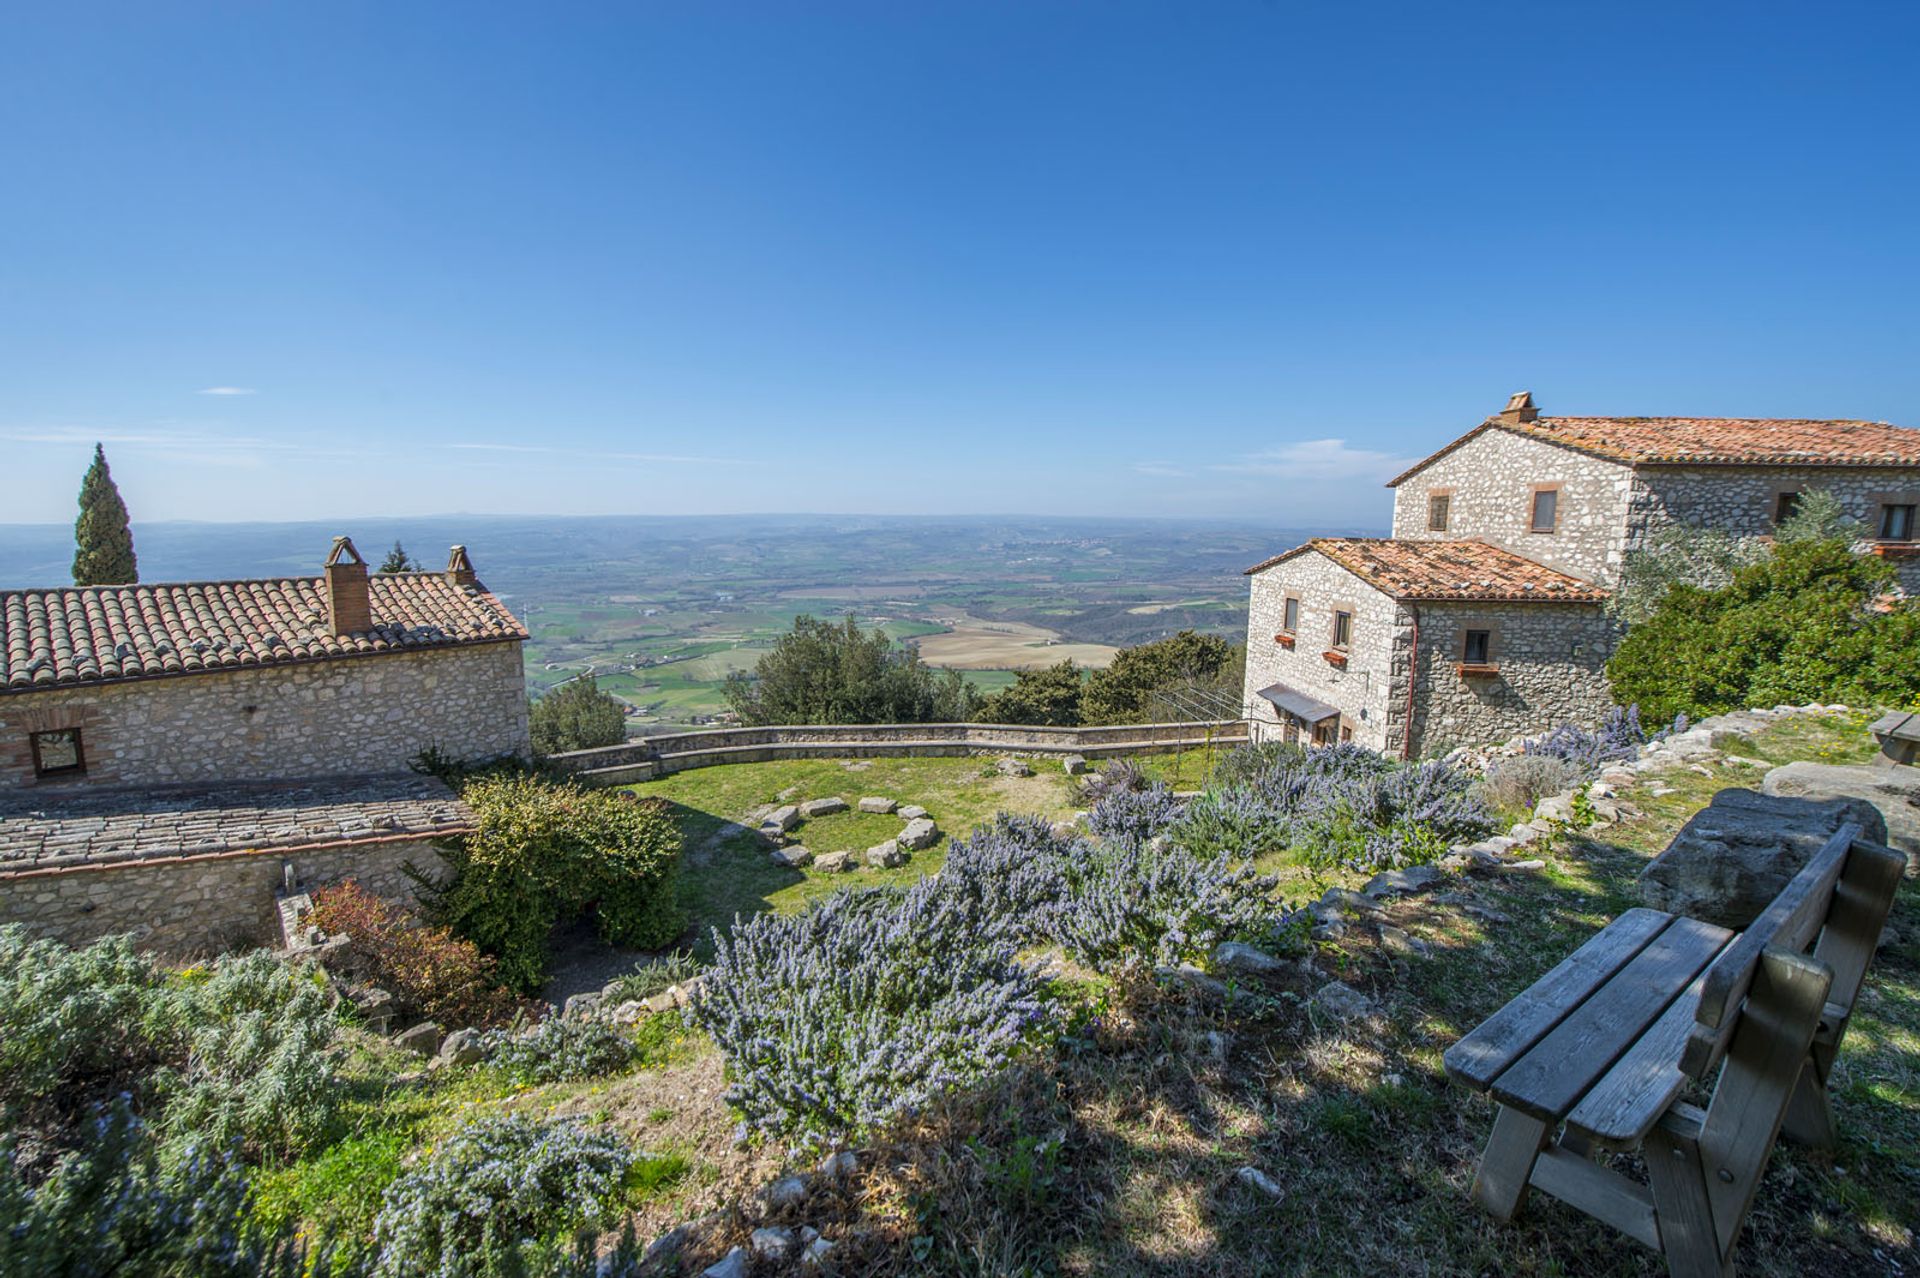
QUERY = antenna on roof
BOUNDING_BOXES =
[1498,391,1539,424]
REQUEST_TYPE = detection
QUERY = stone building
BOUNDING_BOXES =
[0,537,530,953]
[1244,393,1920,756]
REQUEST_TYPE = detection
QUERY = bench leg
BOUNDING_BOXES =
[1780,1056,1837,1150]
[1471,1104,1550,1222]
[1646,1123,1731,1278]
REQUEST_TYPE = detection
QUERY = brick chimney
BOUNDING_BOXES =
[1497,391,1539,424]
[445,544,478,588]
[323,536,372,636]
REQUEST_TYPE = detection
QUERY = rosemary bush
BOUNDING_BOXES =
[1051,838,1281,977]
[370,1115,632,1278]
[479,1016,636,1085]
[1086,782,1184,845]
[1521,703,1681,776]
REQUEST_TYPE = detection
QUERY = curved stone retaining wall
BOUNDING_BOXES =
[549,720,1248,785]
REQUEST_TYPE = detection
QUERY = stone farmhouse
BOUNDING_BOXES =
[1243,393,1920,757]
[0,537,530,953]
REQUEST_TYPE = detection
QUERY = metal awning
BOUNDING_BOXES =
[1255,683,1341,724]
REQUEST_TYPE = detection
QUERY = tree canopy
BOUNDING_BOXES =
[1607,535,1920,722]
[72,444,138,586]
[1079,630,1241,725]
[529,674,629,755]
[378,541,419,573]
[723,615,979,725]
[973,660,1085,726]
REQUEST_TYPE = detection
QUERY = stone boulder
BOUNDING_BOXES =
[437,1027,486,1067]
[898,817,940,850]
[1638,789,1890,928]
[866,840,907,868]
[769,845,813,869]
[799,797,848,818]
[1761,761,1920,857]
[898,804,929,820]
[996,757,1034,777]
[858,796,898,814]
[813,850,854,873]
[1062,754,1089,775]
[394,1021,442,1056]
[761,805,800,834]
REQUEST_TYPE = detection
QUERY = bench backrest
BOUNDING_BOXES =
[1683,821,1903,1076]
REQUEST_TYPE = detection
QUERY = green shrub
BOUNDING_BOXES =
[1608,536,1920,722]
[529,674,628,755]
[158,951,345,1163]
[428,775,684,991]
[370,1115,631,1278]
[602,951,703,1005]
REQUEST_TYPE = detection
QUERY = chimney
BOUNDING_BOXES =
[323,536,372,636]
[1497,391,1539,424]
[446,544,478,588]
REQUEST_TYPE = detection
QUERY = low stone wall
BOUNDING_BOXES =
[550,721,1249,785]
[0,834,451,957]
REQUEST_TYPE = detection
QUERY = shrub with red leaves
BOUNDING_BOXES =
[307,881,526,1029]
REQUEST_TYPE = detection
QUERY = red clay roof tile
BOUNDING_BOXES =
[1,572,526,693]
[1245,538,1607,603]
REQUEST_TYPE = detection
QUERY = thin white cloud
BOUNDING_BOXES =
[1132,462,1191,478]
[197,386,257,396]
[450,442,758,466]
[1210,438,1418,482]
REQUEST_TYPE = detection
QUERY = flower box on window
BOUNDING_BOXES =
[1322,650,1348,668]
[1274,632,1296,648]
[1456,662,1500,678]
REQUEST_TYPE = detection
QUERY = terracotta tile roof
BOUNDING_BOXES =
[0,773,473,871]
[1245,538,1608,603]
[1389,413,1920,485]
[1,572,527,694]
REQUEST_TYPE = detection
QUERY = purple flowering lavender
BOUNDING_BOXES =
[686,876,1051,1143]
[1521,703,1683,775]
[1051,839,1281,977]
[1087,782,1184,845]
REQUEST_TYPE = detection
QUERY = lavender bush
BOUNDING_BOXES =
[933,813,1076,946]
[1052,839,1281,978]
[687,878,1050,1143]
[371,1114,631,1278]
[1521,703,1684,776]
[1086,782,1185,845]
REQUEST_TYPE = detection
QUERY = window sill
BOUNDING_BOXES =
[1456,662,1501,678]
[1273,632,1296,648]
[1323,650,1349,668]
[1869,541,1920,558]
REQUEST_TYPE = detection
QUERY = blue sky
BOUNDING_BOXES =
[3,2,1915,525]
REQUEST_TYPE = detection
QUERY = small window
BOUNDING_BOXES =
[1312,718,1339,747]
[1774,491,1802,525]
[1340,724,1354,743]
[1282,596,1301,632]
[1880,503,1916,541]
[1331,610,1353,651]
[1427,493,1451,532]
[1464,629,1492,665]
[30,728,85,778]
[1529,488,1559,533]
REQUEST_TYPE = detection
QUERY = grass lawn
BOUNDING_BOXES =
[626,754,1084,949]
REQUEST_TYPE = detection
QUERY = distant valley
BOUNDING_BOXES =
[0,514,1368,726]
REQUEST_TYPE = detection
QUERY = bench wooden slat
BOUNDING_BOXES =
[1682,823,1859,1077]
[1443,907,1671,1091]
[1493,915,1732,1122]
[1565,963,1722,1148]
[1528,1146,1661,1251]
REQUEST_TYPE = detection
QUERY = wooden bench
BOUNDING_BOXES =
[1869,710,1920,768]
[1444,822,1903,1278]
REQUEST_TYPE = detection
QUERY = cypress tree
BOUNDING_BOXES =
[72,444,139,586]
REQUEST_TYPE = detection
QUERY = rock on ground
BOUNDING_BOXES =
[769,845,813,868]
[857,796,897,814]
[799,797,848,817]
[701,1248,749,1278]
[437,1027,485,1066]
[813,850,854,873]
[898,804,929,820]
[898,817,940,850]
[1314,980,1379,1021]
[1212,941,1292,979]
[1235,1165,1285,1198]
[996,757,1035,777]
[1062,754,1088,775]
[1638,789,1890,928]
[761,805,800,834]
[1362,864,1444,898]
[394,1022,442,1055]
[1761,761,1920,857]
[866,840,907,868]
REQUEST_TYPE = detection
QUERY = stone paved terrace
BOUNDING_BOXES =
[0,773,473,872]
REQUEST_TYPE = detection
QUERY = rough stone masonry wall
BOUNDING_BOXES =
[0,642,530,790]
[0,836,451,956]
[1243,552,1398,751]
[1390,429,1636,584]
[1630,464,1920,593]
[1404,601,1618,757]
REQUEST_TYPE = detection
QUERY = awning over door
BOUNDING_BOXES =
[1255,683,1340,724]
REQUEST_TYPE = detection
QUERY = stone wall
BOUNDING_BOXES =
[1630,465,1920,593]
[1243,551,1398,751]
[1404,601,1618,757]
[0,835,451,956]
[553,719,1248,784]
[0,642,530,790]
[1389,428,1636,584]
